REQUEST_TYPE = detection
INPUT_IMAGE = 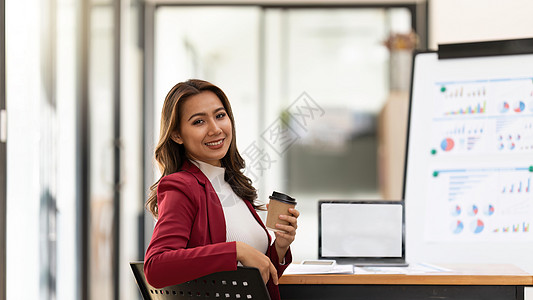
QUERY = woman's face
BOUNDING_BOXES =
[174,91,233,167]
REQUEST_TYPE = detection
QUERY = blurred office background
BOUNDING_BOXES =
[2,0,533,299]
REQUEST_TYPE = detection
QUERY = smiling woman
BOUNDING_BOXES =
[146,79,251,215]
[144,79,300,300]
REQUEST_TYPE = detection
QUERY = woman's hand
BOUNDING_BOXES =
[274,207,300,259]
[236,241,278,285]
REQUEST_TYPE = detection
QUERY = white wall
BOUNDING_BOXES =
[429,0,533,49]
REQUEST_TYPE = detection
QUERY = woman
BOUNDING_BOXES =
[144,79,299,300]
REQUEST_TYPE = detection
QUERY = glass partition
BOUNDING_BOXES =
[89,2,115,299]
[6,0,78,298]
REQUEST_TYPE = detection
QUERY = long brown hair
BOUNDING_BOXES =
[146,79,257,218]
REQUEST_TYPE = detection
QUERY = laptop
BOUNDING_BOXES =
[318,200,408,267]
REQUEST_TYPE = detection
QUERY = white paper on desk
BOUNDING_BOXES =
[284,263,354,275]
[405,263,452,274]
[354,263,453,275]
[354,266,408,274]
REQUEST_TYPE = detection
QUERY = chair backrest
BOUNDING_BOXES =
[130,262,271,300]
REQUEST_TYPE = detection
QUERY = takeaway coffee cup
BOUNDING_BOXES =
[266,191,297,232]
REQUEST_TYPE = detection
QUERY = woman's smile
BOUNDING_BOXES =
[205,138,225,149]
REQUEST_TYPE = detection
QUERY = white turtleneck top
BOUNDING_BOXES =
[192,160,269,255]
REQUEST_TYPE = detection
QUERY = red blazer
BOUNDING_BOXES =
[144,160,291,300]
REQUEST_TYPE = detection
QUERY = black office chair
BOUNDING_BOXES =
[130,262,271,300]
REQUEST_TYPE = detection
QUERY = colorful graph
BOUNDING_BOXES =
[446,124,485,136]
[483,204,495,216]
[495,118,533,152]
[440,85,487,98]
[514,101,525,113]
[494,223,529,233]
[440,138,455,151]
[438,123,486,153]
[500,101,510,113]
[444,101,486,115]
[440,86,486,98]
[451,205,461,217]
[471,219,485,234]
[468,204,479,216]
[502,177,531,193]
[429,164,533,241]
[451,220,464,234]
[447,125,466,135]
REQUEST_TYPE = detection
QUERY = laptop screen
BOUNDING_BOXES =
[319,200,406,264]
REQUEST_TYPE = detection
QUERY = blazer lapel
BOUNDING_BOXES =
[182,160,227,243]
[204,180,227,243]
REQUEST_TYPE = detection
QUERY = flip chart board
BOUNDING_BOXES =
[403,39,533,272]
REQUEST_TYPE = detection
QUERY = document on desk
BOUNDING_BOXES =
[354,263,452,275]
[284,263,354,275]
[284,262,450,275]
[354,266,407,274]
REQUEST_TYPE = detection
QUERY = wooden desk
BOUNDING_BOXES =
[279,264,533,300]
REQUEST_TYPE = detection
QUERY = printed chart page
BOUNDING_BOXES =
[405,52,533,249]
[428,77,533,242]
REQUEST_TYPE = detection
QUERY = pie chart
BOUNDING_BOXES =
[484,204,495,216]
[514,101,525,113]
[468,204,478,216]
[500,101,510,113]
[471,219,484,234]
[451,205,461,217]
[452,220,464,234]
[440,138,455,152]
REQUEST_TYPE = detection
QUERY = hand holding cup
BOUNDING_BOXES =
[266,191,297,232]
[266,191,299,259]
